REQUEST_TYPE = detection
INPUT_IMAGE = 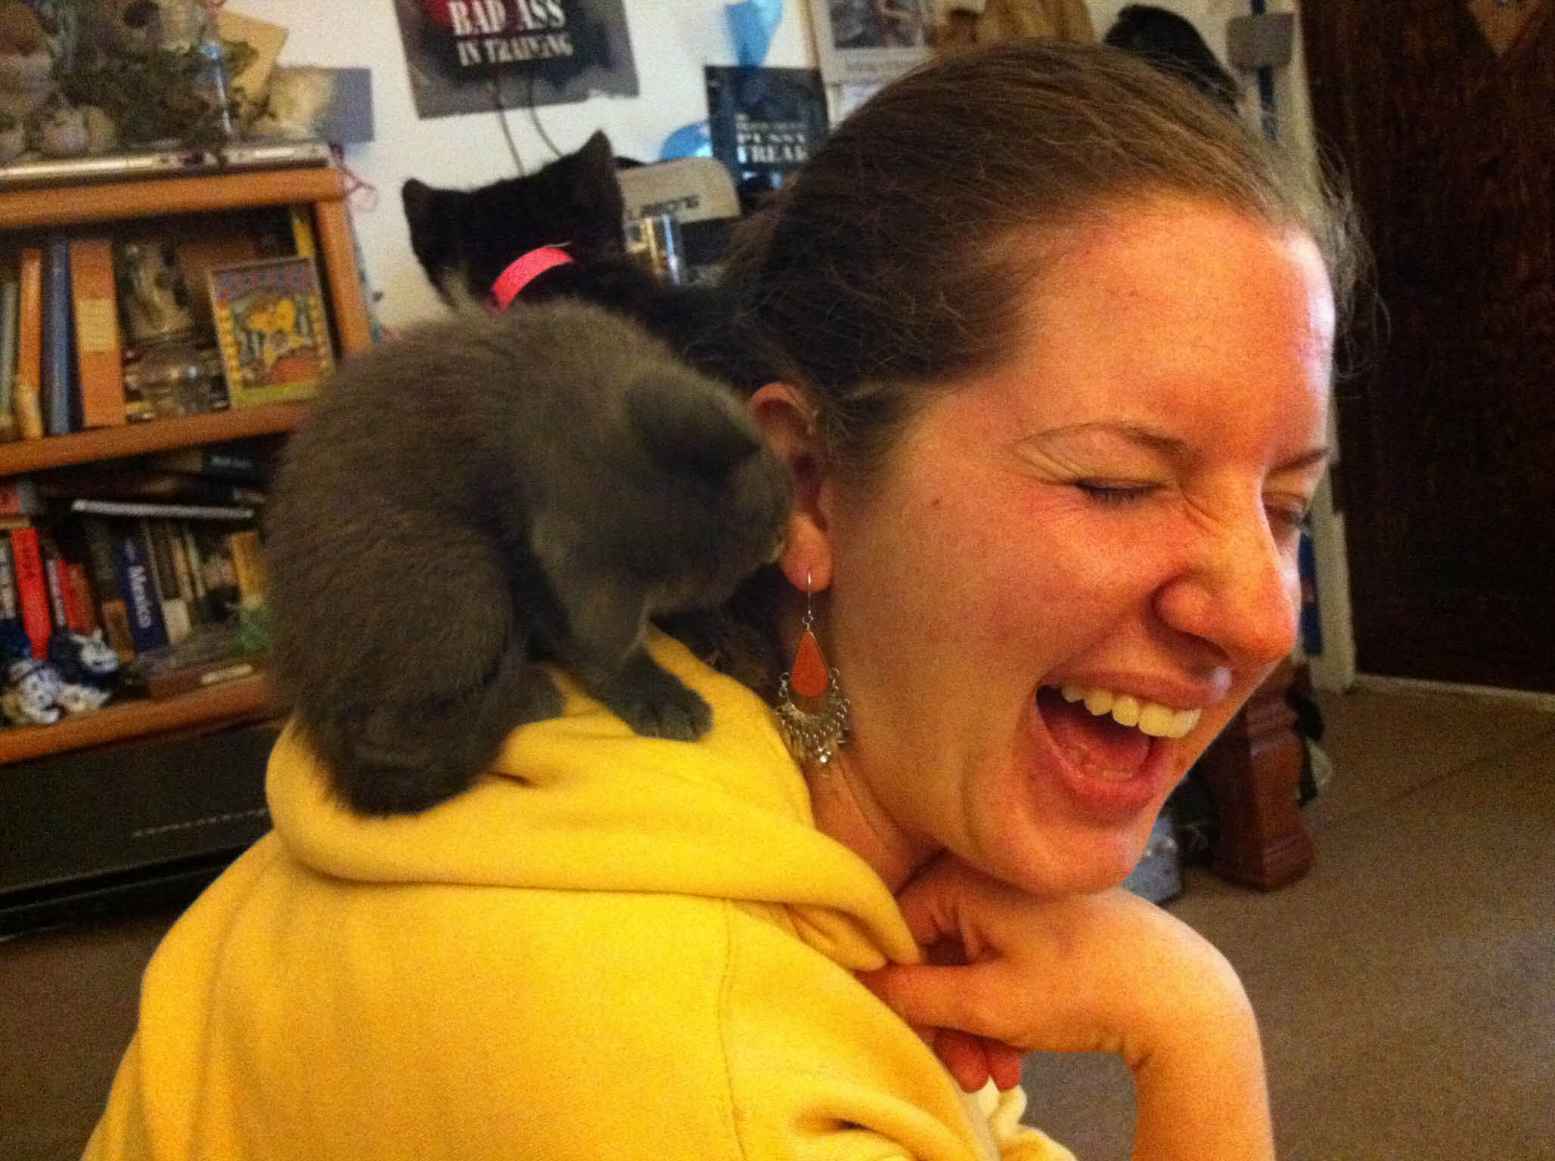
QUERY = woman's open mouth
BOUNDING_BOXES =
[1030,684,1198,818]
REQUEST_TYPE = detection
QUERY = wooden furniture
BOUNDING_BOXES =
[0,165,369,768]
[1195,658,1314,890]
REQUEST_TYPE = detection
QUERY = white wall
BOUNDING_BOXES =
[245,1,818,329]
[259,0,1354,687]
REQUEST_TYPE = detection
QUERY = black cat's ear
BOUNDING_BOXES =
[578,130,614,172]
[402,178,440,228]
[627,380,761,479]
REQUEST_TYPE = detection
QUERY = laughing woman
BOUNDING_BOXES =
[85,41,1357,1161]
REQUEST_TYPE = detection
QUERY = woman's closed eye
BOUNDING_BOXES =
[1074,480,1160,505]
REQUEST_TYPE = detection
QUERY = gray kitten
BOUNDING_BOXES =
[265,299,791,815]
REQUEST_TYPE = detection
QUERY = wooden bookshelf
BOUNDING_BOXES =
[0,403,308,477]
[0,672,274,765]
[0,164,372,769]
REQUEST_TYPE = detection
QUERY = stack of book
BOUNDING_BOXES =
[0,444,271,712]
[0,204,333,439]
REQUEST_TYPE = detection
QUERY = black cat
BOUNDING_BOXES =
[402,130,764,390]
[266,300,791,816]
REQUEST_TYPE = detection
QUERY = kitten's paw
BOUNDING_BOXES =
[604,668,712,741]
[511,665,565,724]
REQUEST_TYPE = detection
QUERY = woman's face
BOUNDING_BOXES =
[817,198,1336,897]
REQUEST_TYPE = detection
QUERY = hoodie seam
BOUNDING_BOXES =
[716,899,752,1161]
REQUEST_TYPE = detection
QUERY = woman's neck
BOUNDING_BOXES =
[806,756,935,894]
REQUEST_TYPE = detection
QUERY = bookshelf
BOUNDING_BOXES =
[0,163,371,766]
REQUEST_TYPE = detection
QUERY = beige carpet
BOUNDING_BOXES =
[3,687,1553,1161]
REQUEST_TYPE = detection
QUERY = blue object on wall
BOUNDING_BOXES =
[727,0,785,66]
[660,121,712,160]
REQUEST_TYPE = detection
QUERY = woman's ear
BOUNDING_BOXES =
[748,382,834,592]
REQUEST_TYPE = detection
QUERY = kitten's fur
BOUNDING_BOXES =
[266,300,791,815]
[402,130,762,390]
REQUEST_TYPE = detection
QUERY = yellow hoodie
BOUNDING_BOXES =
[85,633,1074,1161]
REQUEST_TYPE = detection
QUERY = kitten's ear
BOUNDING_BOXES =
[578,129,615,173]
[627,380,761,478]
[402,178,442,228]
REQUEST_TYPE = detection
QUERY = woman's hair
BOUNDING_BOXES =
[726,39,1363,484]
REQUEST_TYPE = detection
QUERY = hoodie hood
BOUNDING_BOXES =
[267,630,920,971]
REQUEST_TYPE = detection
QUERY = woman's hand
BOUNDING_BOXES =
[862,857,1275,1161]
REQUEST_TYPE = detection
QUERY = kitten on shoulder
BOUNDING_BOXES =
[266,299,790,815]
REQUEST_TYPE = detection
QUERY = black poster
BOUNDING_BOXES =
[705,66,829,211]
[394,0,638,118]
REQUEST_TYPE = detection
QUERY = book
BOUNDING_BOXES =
[704,66,829,212]
[0,266,18,442]
[108,521,170,653]
[227,529,269,610]
[13,247,43,440]
[9,526,52,659]
[40,537,72,634]
[0,536,17,622]
[68,236,127,428]
[189,524,242,622]
[131,622,258,699]
[80,516,135,663]
[208,255,334,407]
[0,477,40,517]
[67,499,257,521]
[42,234,77,436]
[143,519,190,644]
[144,445,266,483]
[66,561,98,634]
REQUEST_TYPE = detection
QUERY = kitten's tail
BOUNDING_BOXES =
[307,650,564,816]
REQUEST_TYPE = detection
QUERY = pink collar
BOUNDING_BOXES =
[488,245,575,311]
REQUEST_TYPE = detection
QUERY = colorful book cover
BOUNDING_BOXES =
[42,234,77,436]
[0,267,18,442]
[13,247,44,441]
[207,256,334,407]
[704,65,828,211]
[68,237,127,428]
[9,526,53,658]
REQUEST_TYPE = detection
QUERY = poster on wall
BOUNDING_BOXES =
[705,66,828,212]
[807,0,933,85]
[393,0,638,118]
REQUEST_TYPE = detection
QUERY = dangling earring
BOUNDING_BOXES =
[775,570,850,768]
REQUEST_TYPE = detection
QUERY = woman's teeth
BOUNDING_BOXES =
[1056,684,1202,739]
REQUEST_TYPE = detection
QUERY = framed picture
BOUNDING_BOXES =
[207,256,334,407]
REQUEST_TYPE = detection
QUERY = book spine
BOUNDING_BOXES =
[0,477,39,517]
[14,247,44,440]
[42,235,76,437]
[192,524,240,621]
[144,518,190,644]
[67,561,99,634]
[68,499,256,520]
[227,528,269,610]
[110,521,170,653]
[41,540,71,633]
[0,272,18,442]
[81,516,136,663]
[0,536,17,622]
[9,526,53,658]
[68,237,127,428]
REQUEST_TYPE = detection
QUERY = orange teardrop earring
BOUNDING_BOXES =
[775,570,850,767]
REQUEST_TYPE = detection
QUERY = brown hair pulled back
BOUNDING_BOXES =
[727,39,1361,483]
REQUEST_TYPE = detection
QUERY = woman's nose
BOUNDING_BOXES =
[1153,508,1301,668]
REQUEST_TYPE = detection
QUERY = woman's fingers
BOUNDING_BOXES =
[931,1029,991,1092]
[858,960,1012,1042]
